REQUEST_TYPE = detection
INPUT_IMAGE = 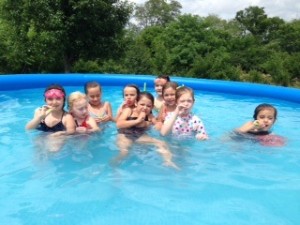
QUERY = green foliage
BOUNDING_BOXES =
[134,0,182,28]
[0,0,132,72]
[0,2,300,87]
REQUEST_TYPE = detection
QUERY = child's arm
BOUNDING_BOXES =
[236,121,260,133]
[160,110,179,136]
[99,102,113,122]
[25,107,49,130]
[50,113,76,136]
[116,108,145,129]
[87,117,100,132]
[194,117,208,140]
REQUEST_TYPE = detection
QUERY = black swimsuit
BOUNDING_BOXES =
[118,114,149,139]
[37,112,66,132]
[247,130,270,136]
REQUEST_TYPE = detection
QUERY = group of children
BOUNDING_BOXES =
[25,75,283,167]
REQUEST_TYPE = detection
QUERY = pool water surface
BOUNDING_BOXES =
[0,86,299,225]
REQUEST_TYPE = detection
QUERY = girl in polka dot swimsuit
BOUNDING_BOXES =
[160,86,208,140]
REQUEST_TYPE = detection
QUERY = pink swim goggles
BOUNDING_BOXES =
[44,89,65,98]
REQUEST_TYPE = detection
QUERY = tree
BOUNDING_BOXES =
[134,0,181,28]
[0,0,132,72]
[235,6,284,43]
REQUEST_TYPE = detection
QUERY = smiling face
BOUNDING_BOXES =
[255,108,276,131]
[163,87,176,106]
[86,86,101,107]
[45,96,64,111]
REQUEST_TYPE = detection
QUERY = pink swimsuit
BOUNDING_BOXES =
[165,112,207,137]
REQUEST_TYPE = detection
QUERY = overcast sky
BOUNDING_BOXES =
[129,0,300,21]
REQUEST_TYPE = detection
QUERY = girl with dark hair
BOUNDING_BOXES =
[26,84,75,136]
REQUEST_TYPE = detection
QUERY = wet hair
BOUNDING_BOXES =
[156,75,170,82]
[139,91,154,105]
[84,81,102,94]
[44,84,66,106]
[175,86,195,102]
[68,91,87,110]
[123,84,140,99]
[253,103,277,120]
[162,81,178,96]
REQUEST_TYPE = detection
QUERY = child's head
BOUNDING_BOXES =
[253,103,277,130]
[162,82,178,106]
[154,75,170,97]
[68,91,89,119]
[137,91,154,115]
[84,81,102,106]
[123,84,140,106]
[176,86,195,113]
[44,84,66,109]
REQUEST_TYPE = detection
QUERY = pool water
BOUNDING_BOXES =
[0,86,299,225]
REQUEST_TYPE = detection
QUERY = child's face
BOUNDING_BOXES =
[137,96,153,115]
[45,97,64,111]
[154,78,168,96]
[256,108,276,131]
[163,87,176,106]
[177,92,194,115]
[71,99,88,119]
[86,87,101,106]
[124,87,138,106]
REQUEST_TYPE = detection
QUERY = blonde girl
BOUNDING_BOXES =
[160,86,208,140]
[68,91,100,133]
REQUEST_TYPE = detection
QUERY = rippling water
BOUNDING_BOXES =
[0,86,299,225]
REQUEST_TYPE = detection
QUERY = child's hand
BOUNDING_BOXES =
[253,120,267,129]
[138,111,147,122]
[176,104,188,115]
[195,133,208,140]
[37,105,52,120]
[76,126,88,133]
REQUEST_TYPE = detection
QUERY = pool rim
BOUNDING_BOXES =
[1,73,300,104]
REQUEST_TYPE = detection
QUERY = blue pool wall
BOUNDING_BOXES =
[1,74,300,104]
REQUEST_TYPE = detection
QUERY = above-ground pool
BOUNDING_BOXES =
[0,74,300,225]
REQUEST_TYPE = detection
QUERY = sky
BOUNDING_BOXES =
[129,0,300,21]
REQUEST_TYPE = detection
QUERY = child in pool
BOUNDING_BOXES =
[160,86,208,140]
[115,91,178,168]
[85,81,113,124]
[115,84,140,121]
[25,84,75,136]
[68,91,100,133]
[235,103,285,146]
[154,75,170,112]
[155,81,178,130]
